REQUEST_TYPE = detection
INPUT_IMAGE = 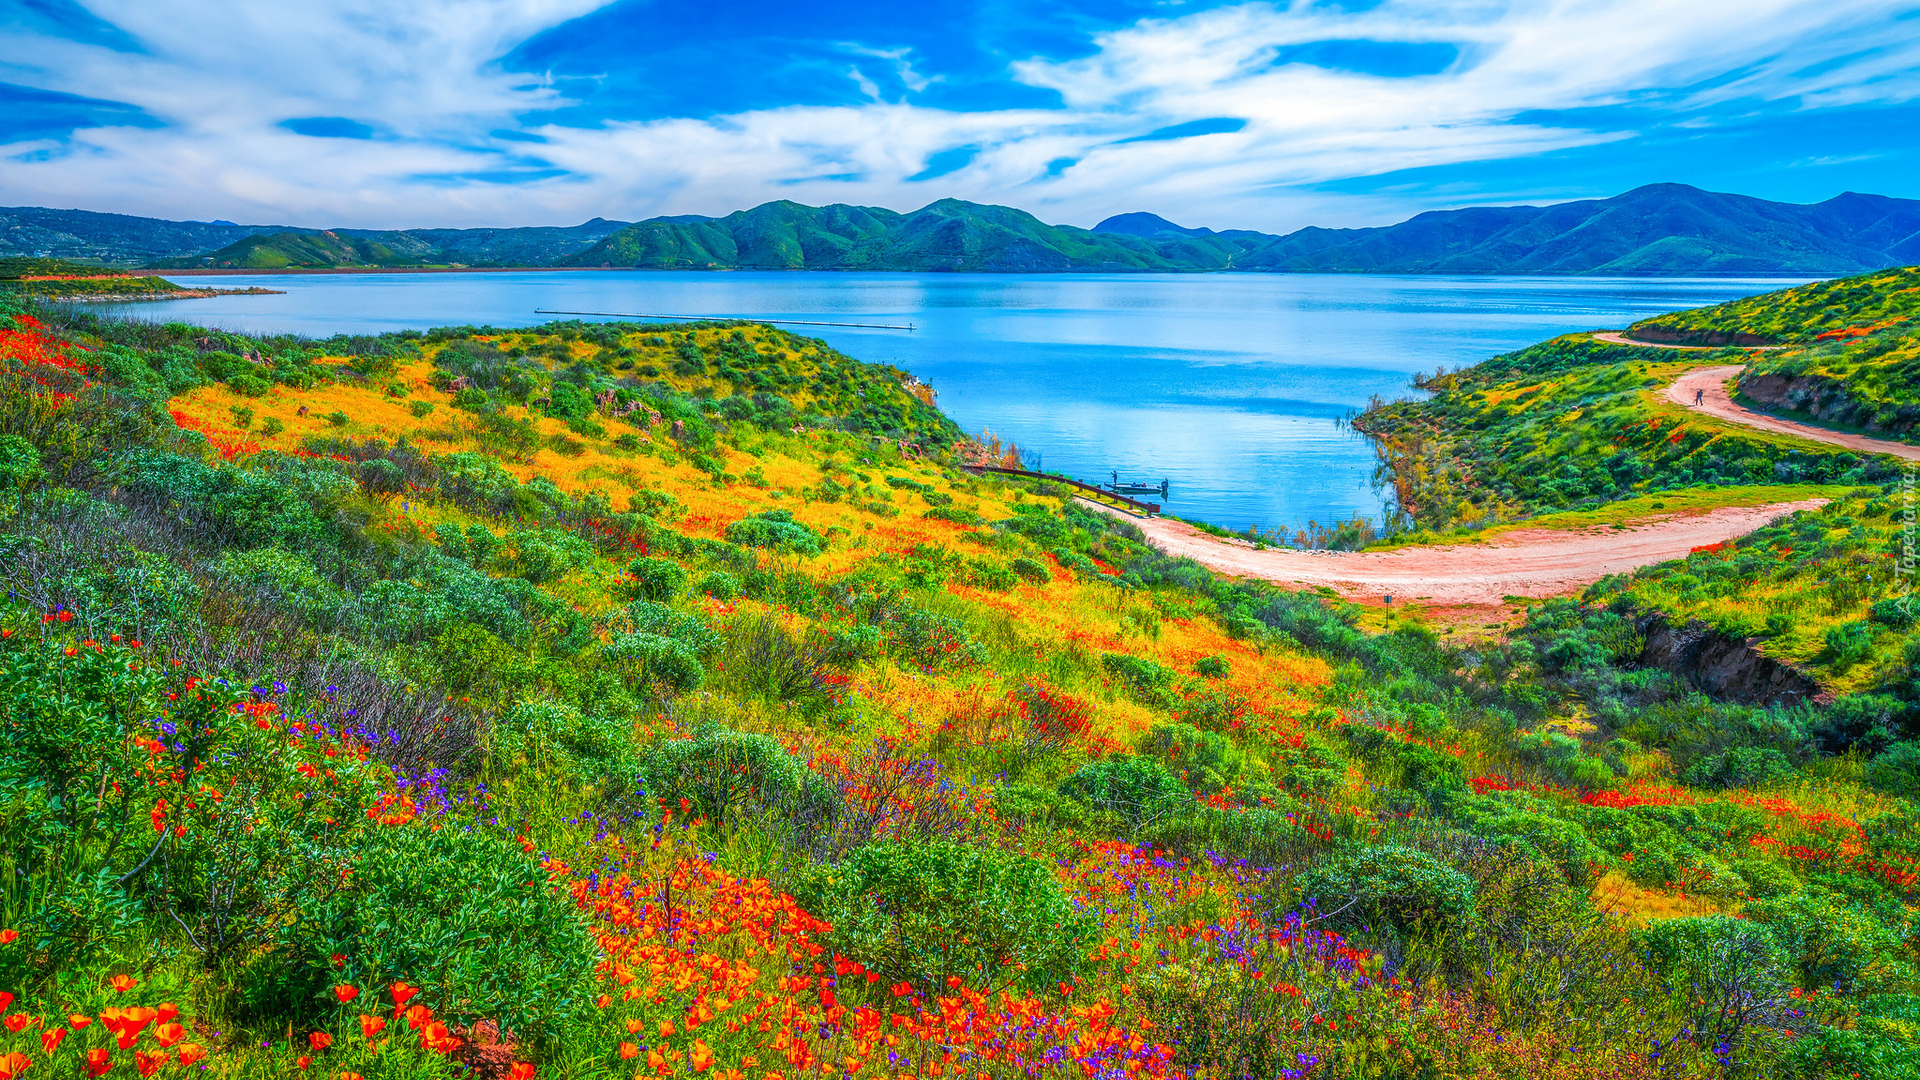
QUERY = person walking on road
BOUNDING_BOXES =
[1694,387,1705,406]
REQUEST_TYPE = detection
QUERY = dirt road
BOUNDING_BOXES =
[1666,366,1920,462]
[1081,498,1828,606]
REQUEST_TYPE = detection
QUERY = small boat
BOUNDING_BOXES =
[1107,472,1170,498]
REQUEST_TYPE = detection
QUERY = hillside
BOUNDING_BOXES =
[0,255,219,300]
[14,184,1919,274]
[1212,186,1920,274]
[4,283,1920,1078]
[149,219,630,269]
[1354,265,1919,685]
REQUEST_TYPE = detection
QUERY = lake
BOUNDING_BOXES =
[98,271,1807,532]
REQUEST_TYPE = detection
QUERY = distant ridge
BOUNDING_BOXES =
[5,184,1916,274]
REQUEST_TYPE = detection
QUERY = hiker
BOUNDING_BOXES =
[1694,388,1705,406]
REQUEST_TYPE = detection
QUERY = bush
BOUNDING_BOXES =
[1870,598,1916,630]
[1746,891,1916,993]
[697,570,742,600]
[1101,651,1174,701]
[1681,746,1796,789]
[639,728,833,826]
[1293,844,1476,939]
[792,840,1090,993]
[1193,655,1229,679]
[1639,915,1791,1052]
[600,632,704,694]
[492,700,636,784]
[1868,741,1920,800]
[624,556,687,601]
[1826,620,1876,668]
[1478,813,1604,887]
[961,558,1018,591]
[725,509,824,554]
[297,822,595,1041]
[1009,556,1050,584]
[1059,755,1187,825]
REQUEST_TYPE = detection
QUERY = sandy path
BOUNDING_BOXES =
[1666,365,1920,461]
[1080,498,1828,605]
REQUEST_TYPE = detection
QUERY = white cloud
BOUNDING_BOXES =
[0,0,1914,231]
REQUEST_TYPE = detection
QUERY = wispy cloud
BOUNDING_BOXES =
[0,1,1914,230]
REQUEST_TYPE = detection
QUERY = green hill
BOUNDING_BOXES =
[565,198,1202,271]
[148,230,428,269]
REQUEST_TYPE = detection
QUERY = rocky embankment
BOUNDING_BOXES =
[1628,325,1778,347]
[1634,612,1829,707]
[1739,370,1918,439]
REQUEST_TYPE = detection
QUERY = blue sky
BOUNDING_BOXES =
[1,0,1917,231]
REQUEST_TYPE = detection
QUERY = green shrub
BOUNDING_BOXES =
[624,556,688,601]
[1009,556,1050,584]
[1293,844,1475,938]
[961,558,1019,591]
[1868,741,1920,800]
[1639,915,1791,1050]
[1869,598,1916,629]
[1101,651,1174,701]
[792,840,1091,993]
[726,509,824,554]
[503,527,594,584]
[1059,755,1186,825]
[324,410,349,426]
[639,728,833,826]
[1479,813,1604,887]
[697,570,742,600]
[1393,742,1465,797]
[0,434,45,492]
[1140,723,1262,796]
[1680,746,1795,789]
[600,632,703,694]
[297,822,594,1040]
[1826,620,1876,668]
[1193,655,1229,679]
[492,700,636,783]
[1747,891,1916,993]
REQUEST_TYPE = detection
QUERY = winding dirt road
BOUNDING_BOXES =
[1665,365,1920,462]
[1080,498,1828,606]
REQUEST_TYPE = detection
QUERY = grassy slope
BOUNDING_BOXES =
[4,294,1920,1078]
[1357,269,1919,693]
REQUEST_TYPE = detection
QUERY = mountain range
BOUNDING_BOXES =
[5,184,1916,275]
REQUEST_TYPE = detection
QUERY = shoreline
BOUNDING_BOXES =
[150,265,1825,278]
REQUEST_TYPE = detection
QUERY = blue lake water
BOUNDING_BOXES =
[99,272,1807,531]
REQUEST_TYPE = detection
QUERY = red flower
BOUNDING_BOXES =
[333,985,358,1004]
[309,1032,333,1052]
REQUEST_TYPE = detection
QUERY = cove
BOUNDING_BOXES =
[94,271,1807,532]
